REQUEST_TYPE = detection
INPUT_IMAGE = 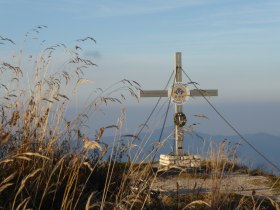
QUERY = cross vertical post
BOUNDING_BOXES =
[174,52,184,156]
[139,52,218,167]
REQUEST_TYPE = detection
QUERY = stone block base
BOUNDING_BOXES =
[159,154,201,168]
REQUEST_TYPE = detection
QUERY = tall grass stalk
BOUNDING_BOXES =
[0,33,156,209]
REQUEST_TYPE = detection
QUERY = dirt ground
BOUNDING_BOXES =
[151,172,280,202]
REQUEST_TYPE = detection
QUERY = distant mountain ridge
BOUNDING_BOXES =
[193,132,280,171]
[102,127,280,174]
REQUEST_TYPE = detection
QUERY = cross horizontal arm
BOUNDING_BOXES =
[140,90,168,97]
[190,89,218,97]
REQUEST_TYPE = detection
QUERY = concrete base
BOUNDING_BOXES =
[159,154,201,168]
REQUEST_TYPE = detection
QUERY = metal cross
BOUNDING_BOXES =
[140,52,218,156]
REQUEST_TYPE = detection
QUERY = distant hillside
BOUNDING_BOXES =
[190,132,280,173]
[102,127,280,174]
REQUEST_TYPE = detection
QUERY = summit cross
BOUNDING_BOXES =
[140,52,218,157]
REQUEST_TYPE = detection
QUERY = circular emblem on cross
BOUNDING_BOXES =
[169,82,190,105]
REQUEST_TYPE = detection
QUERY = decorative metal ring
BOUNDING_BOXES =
[174,112,187,127]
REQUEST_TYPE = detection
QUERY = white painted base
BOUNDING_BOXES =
[159,154,201,168]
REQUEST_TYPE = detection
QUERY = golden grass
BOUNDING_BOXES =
[0,33,157,210]
[1,32,280,209]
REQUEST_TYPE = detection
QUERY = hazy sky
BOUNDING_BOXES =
[1,0,280,136]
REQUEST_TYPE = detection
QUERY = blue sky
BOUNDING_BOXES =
[1,0,280,135]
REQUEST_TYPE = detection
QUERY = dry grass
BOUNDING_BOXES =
[0,32,158,210]
[152,139,280,210]
[145,192,280,210]
[1,30,280,210]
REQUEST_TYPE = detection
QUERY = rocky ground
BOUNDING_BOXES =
[151,172,280,202]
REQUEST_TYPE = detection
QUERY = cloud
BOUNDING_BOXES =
[84,50,102,59]
[91,0,200,17]
[56,0,218,19]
